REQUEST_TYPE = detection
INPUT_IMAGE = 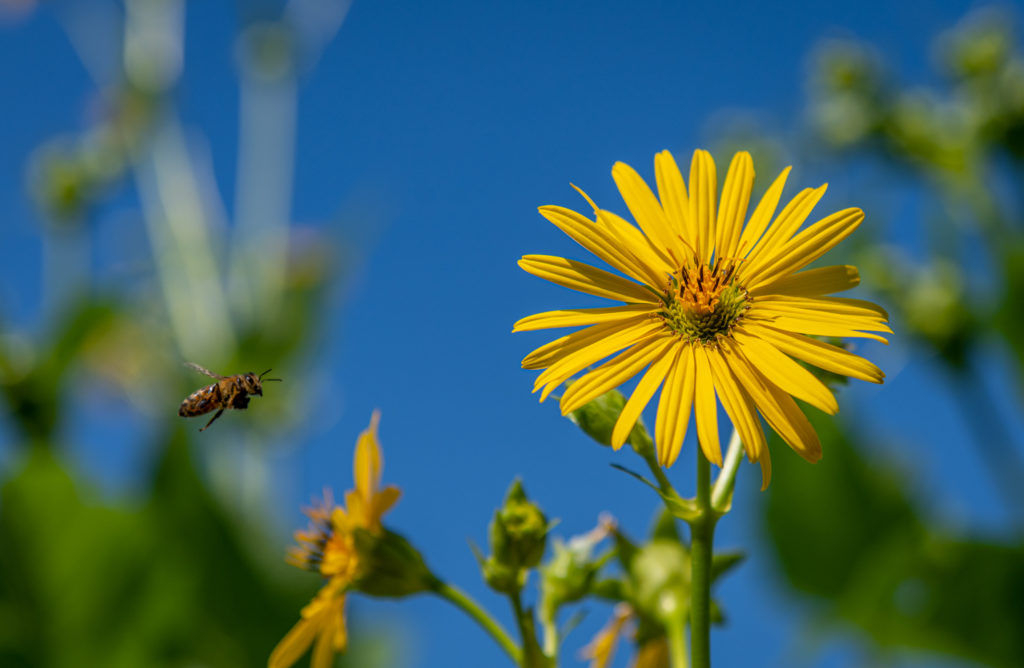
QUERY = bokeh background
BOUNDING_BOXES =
[2,1,1023,666]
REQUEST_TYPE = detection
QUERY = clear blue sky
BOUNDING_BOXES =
[0,1,1007,666]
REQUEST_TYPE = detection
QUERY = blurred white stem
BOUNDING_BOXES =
[230,65,297,324]
[135,118,235,361]
[711,429,743,511]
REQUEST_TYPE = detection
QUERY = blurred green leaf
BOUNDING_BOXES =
[762,412,1024,666]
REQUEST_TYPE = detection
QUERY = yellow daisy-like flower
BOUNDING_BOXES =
[515,150,888,487]
[269,411,400,668]
[581,603,669,668]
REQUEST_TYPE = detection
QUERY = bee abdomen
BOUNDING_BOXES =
[179,385,220,417]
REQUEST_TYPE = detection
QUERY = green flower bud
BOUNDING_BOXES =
[567,387,654,456]
[539,519,612,619]
[481,555,523,594]
[629,540,691,626]
[352,528,439,597]
[489,479,548,572]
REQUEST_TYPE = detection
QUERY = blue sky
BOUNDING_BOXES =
[0,1,1009,666]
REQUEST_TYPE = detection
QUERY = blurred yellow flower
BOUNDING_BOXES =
[581,603,632,668]
[269,411,400,668]
[581,603,668,668]
[516,150,888,486]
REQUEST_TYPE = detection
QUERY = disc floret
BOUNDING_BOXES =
[660,258,749,344]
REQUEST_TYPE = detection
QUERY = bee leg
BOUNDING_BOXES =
[199,409,225,432]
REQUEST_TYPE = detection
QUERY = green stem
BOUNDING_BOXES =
[666,609,689,668]
[711,429,743,512]
[540,611,558,662]
[640,446,676,496]
[509,589,545,667]
[689,446,715,668]
[432,581,522,665]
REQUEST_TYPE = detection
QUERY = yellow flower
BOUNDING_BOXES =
[515,150,888,487]
[580,603,669,668]
[580,603,632,668]
[270,411,400,668]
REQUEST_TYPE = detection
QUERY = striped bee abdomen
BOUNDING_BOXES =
[178,383,221,417]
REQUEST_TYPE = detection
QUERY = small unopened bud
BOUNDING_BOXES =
[540,516,614,619]
[630,540,691,625]
[489,479,548,572]
[567,387,654,455]
[352,528,439,597]
[482,556,523,594]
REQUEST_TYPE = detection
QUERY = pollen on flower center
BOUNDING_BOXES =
[660,259,749,343]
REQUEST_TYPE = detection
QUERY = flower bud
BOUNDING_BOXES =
[489,479,548,572]
[629,540,691,626]
[539,517,613,619]
[351,528,439,597]
[567,387,654,455]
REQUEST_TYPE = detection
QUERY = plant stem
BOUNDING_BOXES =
[509,588,546,667]
[641,446,676,496]
[689,446,715,668]
[540,611,558,661]
[432,581,522,665]
[711,429,743,511]
[666,609,690,668]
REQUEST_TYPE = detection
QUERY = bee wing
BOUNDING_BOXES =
[184,362,229,380]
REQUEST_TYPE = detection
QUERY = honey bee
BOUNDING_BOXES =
[178,362,282,431]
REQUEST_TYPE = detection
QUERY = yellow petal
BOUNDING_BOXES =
[612,161,685,260]
[750,265,860,297]
[269,614,323,668]
[740,185,827,282]
[723,344,821,464]
[692,345,722,466]
[754,294,889,321]
[560,335,676,414]
[715,151,755,261]
[705,345,766,464]
[744,322,885,383]
[522,316,654,370]
[610,342,676,449]
[655,343,695,467]
[354,411,382,500]
[568,183,675,282]
[513,304,658,332]
[732,326,839,415]
[519,255,659,304]
[593,208,675,281]
[736,166,790,259]
[538,206,666,287]
[371,485,402,527]
[747,308,890,344]
[758,448,773,490]
[654,150,690,241]
[746,207,864,290]
[688,150,718,262]
[534,319,665,400]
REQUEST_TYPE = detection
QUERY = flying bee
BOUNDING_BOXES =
[178,362,282,431]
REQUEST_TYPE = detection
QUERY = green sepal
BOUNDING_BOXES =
[566,387,653,454]
[352,528,439,597]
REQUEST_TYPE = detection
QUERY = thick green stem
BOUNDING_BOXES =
[432,581,521,665]
[689,446,715,668]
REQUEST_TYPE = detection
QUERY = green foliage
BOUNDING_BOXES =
[0,441,316,667]
[763,413,1024,667]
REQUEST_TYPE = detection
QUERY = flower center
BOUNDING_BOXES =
[660,260,749,343]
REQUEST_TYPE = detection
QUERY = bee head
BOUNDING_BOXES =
[247,368,283,396]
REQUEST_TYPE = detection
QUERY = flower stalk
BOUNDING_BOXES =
[688,445,716,668]
[432,580,522,664]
